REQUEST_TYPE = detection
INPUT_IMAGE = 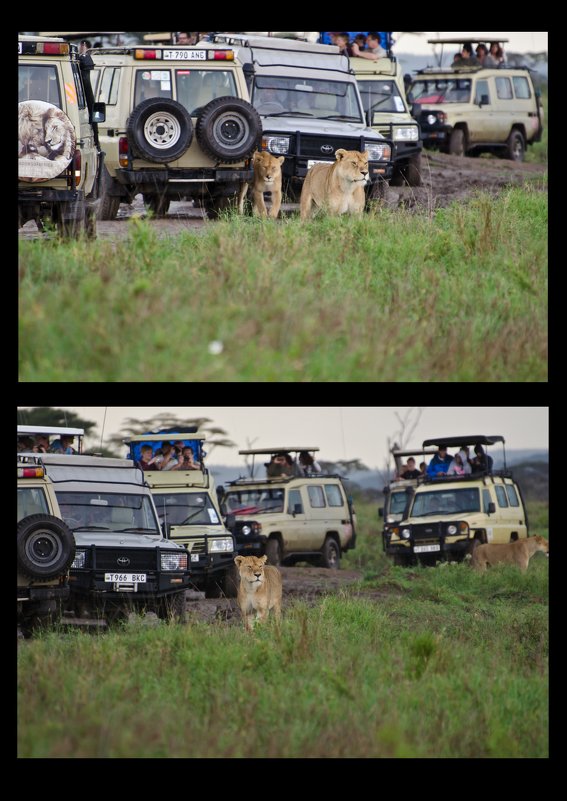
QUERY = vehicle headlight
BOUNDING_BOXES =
[447,525,458,535]
[161,552,188,571]
[401,528,411,539]
[70,549,86,569]
[426,114,438,126]
[365,142,392,161]
[393,126,419,141]
[209,538,234,553]
[262,135,290,155]
[242,525,251,536]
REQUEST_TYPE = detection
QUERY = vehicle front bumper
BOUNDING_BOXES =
[385,538,471,557]
[68,569,191,598]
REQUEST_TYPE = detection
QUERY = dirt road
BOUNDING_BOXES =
[18,151,546,242]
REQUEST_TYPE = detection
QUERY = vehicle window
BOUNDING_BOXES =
[134,69,173,105]
[505,485,520,507]
[411,488,480,517]
[224,488,284,514]
[71,62,87,109]
[55,491,160,533]
[154,492,220,526]
[18,65,62,107]
[307,485,326,508]
[474,79,490,105]
[512,76,531,99]
[17,487,49,521]
[482,489,493,513]
[357,79,407,113]
[252,75,363,121]
[98,67,121,105]
[408,78,471,104]
[176,69,237,115]
[495,77,513,100]
[324,484,344,507]
[495,486,509,507]
[288,489,303,514]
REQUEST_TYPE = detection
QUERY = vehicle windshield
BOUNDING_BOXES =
[153,492,221,527]
[252,75,363,121]
[410,488,480,518]
[388,491,409,519]
[224,488,285,515]
[55,491,161,534]
[408,78,472,104]
[357,79,407,113]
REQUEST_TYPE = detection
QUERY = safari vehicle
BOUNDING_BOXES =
[381,436,529,566]
[18,35,106,236]
[38,454,191,622]
[407,37,544,161]
[89,43,261,218]
[124,429,236,598]
[17,457,75,634]
[207,34,393,199]
[18,424,85,454]
[220,447,356,569]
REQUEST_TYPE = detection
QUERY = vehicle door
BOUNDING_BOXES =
[481,486,500,543]
[323,482,352,549]
[504,480,528,540]
[492,75,515,140]
[493,482,517,543]
[470,77,498,141]
[283,487,307,551]
[303,484,328,549]
[71,60,97,194]
[512,74,540,142]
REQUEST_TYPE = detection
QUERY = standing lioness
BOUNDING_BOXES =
[238,151,284,218]
[300,149,369,220]
[234,555,282,630]
[472,535,549,573]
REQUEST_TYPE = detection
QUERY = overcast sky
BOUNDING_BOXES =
[393,31,548,54]
[19,407,548,468]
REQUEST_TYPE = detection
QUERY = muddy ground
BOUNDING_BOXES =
[18,151,547,242]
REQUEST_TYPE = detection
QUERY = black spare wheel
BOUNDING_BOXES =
[127,98,193,163]
[196,96,261,163]
[17,514,76,580]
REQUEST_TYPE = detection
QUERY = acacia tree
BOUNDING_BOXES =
[377,407,425,487]
[17,407,97,436]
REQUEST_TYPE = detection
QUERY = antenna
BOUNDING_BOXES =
[100,407,108,453]
[339,408,347,459]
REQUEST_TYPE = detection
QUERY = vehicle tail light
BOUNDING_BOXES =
[37,42,69,55]
[17,467,44,478]
[73,150,81,186]
[135,49,158,59]
[119,136,129,168]
[212,50,234,60]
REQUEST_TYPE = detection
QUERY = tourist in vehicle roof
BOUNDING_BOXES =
[351,32,386,61]
[426,444,453,478]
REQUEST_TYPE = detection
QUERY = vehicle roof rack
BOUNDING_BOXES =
[422,435,505,447]
[238,447,319,455]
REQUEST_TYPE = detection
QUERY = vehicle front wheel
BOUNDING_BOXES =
[266,538,282,567]
[506,129,525,162]
[320,537,340,570]
[449,128,465,156]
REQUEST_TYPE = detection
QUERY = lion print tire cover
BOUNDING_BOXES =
[18,100,76,182]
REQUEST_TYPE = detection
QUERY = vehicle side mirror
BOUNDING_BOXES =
[378,507,384,517]
[225,512,235,529]
[478,94,489,107]
[293,503,303,516]
[92,102,106,123]
[487,502,496,515]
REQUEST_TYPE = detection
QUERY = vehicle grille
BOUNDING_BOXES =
[91,548,158,571]
[297,134,365,159]
[412,523,442,540]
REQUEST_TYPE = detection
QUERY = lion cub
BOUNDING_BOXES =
[238,151,284,219]
[234,555,282,630]
[300,149,369,220]
[472,535,549,573]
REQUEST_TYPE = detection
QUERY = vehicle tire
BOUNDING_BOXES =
[143,193,171,217]
[222,564,240,598]
[196,96,261,163]
[97,167,122,220]
[127,98,193,163]
[17,514,75,580]
[265,538,282,567]
[506,129,525,162]
[204,580,223,598]
[449,128,465,156]
[389,167,405,187]
[158,591,186,622]
[320,537,340,570]
[404,152,423,186]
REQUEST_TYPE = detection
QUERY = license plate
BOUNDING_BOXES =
[307,159,332,169]
[104,573,146,583]
[413,544,441,554]
[163,49,206,60]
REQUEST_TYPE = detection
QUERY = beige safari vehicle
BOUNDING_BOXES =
[220,448,357,569]
[90,43,262,218]
[124,431,236,598]
[351,55,423,186]
[381,436,529,566]
[408,37,544,161]
[17,457,76,634]
[18,35,106,236]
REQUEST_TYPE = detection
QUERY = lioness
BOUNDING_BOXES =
[471,535,549,573]
[300,149,369,220]
[238,151,284,219]
[234,554,282,630]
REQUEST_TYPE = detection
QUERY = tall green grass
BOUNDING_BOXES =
[19,186,547,381]
[18,501,548,758]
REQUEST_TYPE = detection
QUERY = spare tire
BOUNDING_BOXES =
[196,96,261,163]
[127,98,193,163]
[17,514,76,580]
[18,100,76,182]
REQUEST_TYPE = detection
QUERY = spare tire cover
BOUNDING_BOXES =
[127,97,193,163]
[18,100,76,183]
[196,96,261,163]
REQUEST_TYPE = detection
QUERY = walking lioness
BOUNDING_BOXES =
[234,555,282,630]
[471,535,549,573]
[300,149,369,220]
[238,151,284,218]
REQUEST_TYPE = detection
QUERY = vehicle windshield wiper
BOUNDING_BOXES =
[320,114,361,121]
[114,527,160,534]
[178,509,209,525]
[71,525,111,531]
[265,110,314,117]
[417,511,450,517]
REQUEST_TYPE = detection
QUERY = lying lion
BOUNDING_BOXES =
[300,149,369,220]
[471,535,549,573]
[238,151,284,219]
[234,554,282,630]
